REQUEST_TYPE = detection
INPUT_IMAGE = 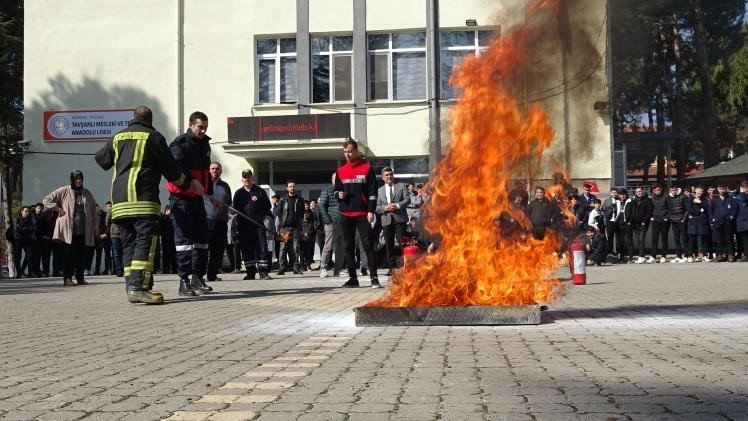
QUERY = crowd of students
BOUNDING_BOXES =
[520,181,748,265]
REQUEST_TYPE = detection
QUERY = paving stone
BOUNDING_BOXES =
[1,266,747,420]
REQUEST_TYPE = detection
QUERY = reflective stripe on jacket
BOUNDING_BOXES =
[96,120,189,219]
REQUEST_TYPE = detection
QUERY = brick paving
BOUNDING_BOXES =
[0,261,747,420]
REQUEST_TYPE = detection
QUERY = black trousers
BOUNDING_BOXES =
[332,223,345,274]
[382,222,405,269]
[714,223,734,257]
[341,215,377,279]
[62,235,90,282]
[605,221,619,256]
[650,220,670,258]
[670,221,687,258]
[206,219,228,281]
[38,239,53,276]
[14,241,33,277]
[170,196,209,279]
[618,224,633,261]
[95,239,112,274]
[118,216,159,289]
[226,243,242,271]
[240,225,270,275]
[634,224,648,257]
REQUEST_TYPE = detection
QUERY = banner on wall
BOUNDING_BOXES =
[227,113,351,142]
[43,109,134,141]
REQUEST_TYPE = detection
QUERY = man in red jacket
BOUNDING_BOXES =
[167,111,214,296]
[334,138,380,288]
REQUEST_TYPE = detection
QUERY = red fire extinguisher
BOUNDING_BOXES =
[401,236,420,266]
[568,240,587,285]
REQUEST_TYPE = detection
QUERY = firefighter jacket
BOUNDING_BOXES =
[334,159,377,217]
[167,129,212,198]
[95,120,190,219]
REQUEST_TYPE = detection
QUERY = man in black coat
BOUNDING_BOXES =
[631,187,654,263]
[526,186,559,240]
[649,184,671,263]
[667,186,688,262]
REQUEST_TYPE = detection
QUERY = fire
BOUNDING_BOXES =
[367,0,567,308]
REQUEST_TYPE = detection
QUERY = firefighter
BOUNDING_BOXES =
[95,106,203,304]
[167,111,214,296]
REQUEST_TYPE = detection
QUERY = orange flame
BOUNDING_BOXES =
[367,0,567,308]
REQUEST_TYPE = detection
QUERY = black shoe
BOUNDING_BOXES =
[243,269,256,280]
[277,270,285,275]
[77,279,89,285]
[371,278,382,289]
[259,273,272,280]
[207,277,223,282]
[293,270,302,275]
[179,278,196,296]
[361,268,368,276]
[191,275,212,294]
[341,278,360,288]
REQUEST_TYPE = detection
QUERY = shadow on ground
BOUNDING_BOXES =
[543,299,748,324]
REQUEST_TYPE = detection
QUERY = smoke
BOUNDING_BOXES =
[496,0,607,180]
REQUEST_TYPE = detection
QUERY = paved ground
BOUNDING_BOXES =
[0,260,747,421]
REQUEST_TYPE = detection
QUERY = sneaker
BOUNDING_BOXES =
[646,256,655,264]
[341,279,360,288]
[659,257,667,263]
[702,256,711,262]
[319,269,329,278]
[671,257,680,263]
[371,278,382,289]
[635,257,645,264]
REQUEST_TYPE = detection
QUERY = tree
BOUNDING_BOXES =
[611,0,746,181]
[0,0,22,277]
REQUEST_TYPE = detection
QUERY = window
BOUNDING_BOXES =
[368,32,427,101]
[312,36,353,103]
[257,37,297,104]
[440,30,494,99]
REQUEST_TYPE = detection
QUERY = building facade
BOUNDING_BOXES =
[23,0,612,204]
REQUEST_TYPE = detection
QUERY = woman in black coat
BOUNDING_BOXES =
[687,186,711,262]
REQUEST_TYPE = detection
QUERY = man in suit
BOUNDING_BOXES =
[375,167,411,275]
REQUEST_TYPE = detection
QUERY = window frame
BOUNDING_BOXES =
[311,35,354,104]
[440,29,494,100]
[256,36,298,104]
[367,32,428,102]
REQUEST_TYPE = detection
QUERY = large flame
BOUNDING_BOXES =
[367,0,567,308]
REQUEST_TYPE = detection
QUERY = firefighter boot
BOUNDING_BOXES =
[127,273,164,304]
[243,266,257,280]
[190,275,212,295]
[179,277,196,296]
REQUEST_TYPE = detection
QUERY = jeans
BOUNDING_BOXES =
[110,236,124,276]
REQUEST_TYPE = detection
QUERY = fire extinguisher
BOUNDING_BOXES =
[568,240,587,285]
[402,236,420,266]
